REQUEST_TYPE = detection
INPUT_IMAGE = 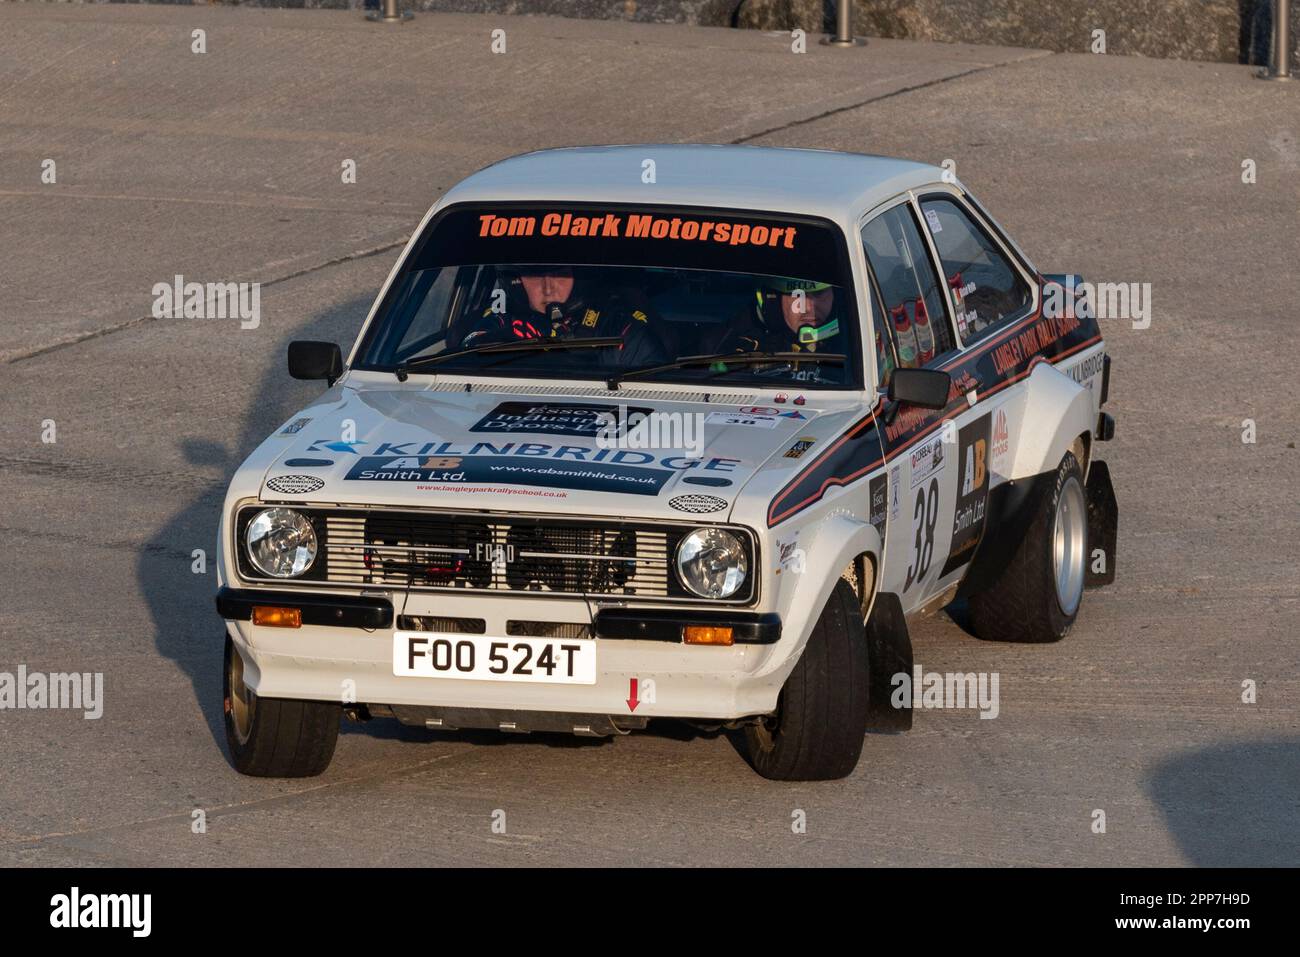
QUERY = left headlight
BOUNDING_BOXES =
[675,527,748,599]
[245,508,317,578]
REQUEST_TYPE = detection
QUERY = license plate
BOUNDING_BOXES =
[393,632,597,684]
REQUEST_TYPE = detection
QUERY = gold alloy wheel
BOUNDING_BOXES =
[227,644,256,745]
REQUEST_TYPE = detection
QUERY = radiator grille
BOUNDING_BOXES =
[235,507,755,603]
[397,616,488,634]
[506,621,593,639]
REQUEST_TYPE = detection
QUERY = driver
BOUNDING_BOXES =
[716,277,843,355]
[459,265,666,368]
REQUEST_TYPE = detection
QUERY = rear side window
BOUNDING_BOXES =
[861,204,955,377]
[918,197,1032,340]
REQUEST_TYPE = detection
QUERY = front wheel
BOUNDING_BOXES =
[968,451,1088,643]
[739,579,870,781]
[223,634,340,777]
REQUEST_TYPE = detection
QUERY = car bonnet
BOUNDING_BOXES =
[256,387,847,523]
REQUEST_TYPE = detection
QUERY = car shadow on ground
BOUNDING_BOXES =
[1146,738,1300,866]
[341,716,733,753]
[940,597,976,638]
[142,294,372,761]
[345,722,609,749]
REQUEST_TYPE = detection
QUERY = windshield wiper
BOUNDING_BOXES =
[395,336,625,381]
[607,351,846,389]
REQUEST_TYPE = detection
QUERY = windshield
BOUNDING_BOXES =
[354,204,860,389]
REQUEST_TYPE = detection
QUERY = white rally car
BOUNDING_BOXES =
[216,146,1117,781]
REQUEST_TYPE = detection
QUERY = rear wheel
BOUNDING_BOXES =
[969,451,1088,643]
[223,634,340,777]
[740,579,870,781]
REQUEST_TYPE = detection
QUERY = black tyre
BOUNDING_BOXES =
[740,579,870,781]
[969,451,1088,643]
[223,634,340,777]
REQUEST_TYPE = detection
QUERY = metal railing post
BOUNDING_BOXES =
[821,0,864,47]
[366,0,413,24]
[1257,0,1293,80]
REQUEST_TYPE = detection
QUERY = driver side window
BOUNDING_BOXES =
[861,203,956,383]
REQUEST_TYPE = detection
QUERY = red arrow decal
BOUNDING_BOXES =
[626,677,640,712]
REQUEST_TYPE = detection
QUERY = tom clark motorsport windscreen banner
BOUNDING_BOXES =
[413,205,849,284]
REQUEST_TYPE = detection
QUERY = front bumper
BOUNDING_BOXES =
[217,587,788,721]
[217,587,393,629]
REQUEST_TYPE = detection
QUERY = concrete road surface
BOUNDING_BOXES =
[0,3,1297,866]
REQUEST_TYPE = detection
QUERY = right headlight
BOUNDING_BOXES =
[675,527,748,599]
[245,507,317,579]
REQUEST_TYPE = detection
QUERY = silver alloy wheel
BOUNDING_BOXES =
[1052,475,1087,616]
[228,644,255,745]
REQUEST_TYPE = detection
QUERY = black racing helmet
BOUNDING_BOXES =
[496,264,583,319]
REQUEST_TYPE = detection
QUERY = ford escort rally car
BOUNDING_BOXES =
[216,145,1118,781]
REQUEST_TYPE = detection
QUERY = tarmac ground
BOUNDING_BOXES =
[0,3,1297,866]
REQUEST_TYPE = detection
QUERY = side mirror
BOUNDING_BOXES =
[288,341,343,384]
[888,367,950,410]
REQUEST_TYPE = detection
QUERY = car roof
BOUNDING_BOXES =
[437,145,943,228]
